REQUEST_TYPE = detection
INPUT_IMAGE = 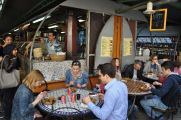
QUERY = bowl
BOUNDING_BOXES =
[42,96,56,105]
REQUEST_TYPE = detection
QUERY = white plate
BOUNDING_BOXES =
[80,103,88,108]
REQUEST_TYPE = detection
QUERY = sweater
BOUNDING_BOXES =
[151,74,181,107]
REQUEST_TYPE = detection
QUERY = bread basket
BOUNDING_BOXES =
[50,53,65,61]
[33,48,43,58]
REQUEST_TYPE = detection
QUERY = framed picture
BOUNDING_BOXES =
[150,8,167,31]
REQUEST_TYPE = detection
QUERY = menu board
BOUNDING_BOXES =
[150,9,167,31]
[123,38,133,56]
[100,36,113,57]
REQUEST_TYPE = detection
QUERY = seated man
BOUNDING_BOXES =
[143,55,162,74]
[83,63,128,120]
[65,60,88,88]
[140,61,181,120]
[122,60,143,80]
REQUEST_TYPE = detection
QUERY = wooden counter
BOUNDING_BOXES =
[32,80,67,93]
[32,75,100,93]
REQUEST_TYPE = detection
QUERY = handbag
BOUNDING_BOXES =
[0,55,20,89]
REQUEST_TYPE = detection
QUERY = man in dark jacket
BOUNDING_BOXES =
[122,60,143,80]
[140,61,181,120]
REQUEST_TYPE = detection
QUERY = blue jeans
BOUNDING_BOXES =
[140,95,168,119]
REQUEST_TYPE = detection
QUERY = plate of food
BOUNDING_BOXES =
[42,96,56,105]
[139,85,150,92]
[89,93,99,104]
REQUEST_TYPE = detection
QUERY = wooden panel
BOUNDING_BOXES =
[117,16,121,58]
[32,81,67,93]
[113,16,123,58]
[32,76,99,93]
[113,16,118,58]
[118,16,123,63]
[89,75,100,89]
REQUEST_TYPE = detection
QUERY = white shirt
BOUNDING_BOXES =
[132,69,137,80]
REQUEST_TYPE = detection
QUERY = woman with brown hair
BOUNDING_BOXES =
[11,70,47,120]
[111,58,122,80]
[0,44,20,120]
[65,60,88,88]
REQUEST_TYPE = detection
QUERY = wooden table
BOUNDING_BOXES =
[122,78,151,95]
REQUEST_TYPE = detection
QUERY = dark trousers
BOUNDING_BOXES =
[0,87,17,120]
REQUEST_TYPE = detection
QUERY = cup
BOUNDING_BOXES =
[61,95,66,104]
[71,94,76,103]
[76,94,81,100]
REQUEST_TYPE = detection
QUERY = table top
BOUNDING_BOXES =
[38,88,101,117]
[122,79,151,96]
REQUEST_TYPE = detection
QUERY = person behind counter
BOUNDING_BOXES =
[45,31,62,55]
[11,70,47,120]
[143,55,162,74]
[83,63,128,120]
[65,60,88,88]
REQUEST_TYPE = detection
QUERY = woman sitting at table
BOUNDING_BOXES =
[111,58,122,80]
[143,55,162,74]
[65,60,88,88]
[11,70,47,120]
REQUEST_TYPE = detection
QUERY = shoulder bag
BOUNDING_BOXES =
[0,55,20,89]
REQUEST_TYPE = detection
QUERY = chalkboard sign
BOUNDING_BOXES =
[150,9,167,31]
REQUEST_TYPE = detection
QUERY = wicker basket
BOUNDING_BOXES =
[33,48,43,58]
[50,54,65,61]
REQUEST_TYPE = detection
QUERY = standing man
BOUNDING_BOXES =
[83,63,128,120]
[46,31,62,55]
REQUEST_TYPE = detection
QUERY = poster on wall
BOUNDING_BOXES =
[100,36,113,57]
[123,38,133,56]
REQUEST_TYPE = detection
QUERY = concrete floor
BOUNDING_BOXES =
[133,108,181,120]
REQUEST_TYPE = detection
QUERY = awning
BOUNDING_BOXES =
[0,0,65,35]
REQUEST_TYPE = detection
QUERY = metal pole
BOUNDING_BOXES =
[29,3,62,72]
[86,11,90,73]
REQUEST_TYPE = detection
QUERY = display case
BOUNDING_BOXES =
[136,36,180,60]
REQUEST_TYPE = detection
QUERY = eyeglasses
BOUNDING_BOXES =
[153,58,158,60]
[72,61,80,66]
